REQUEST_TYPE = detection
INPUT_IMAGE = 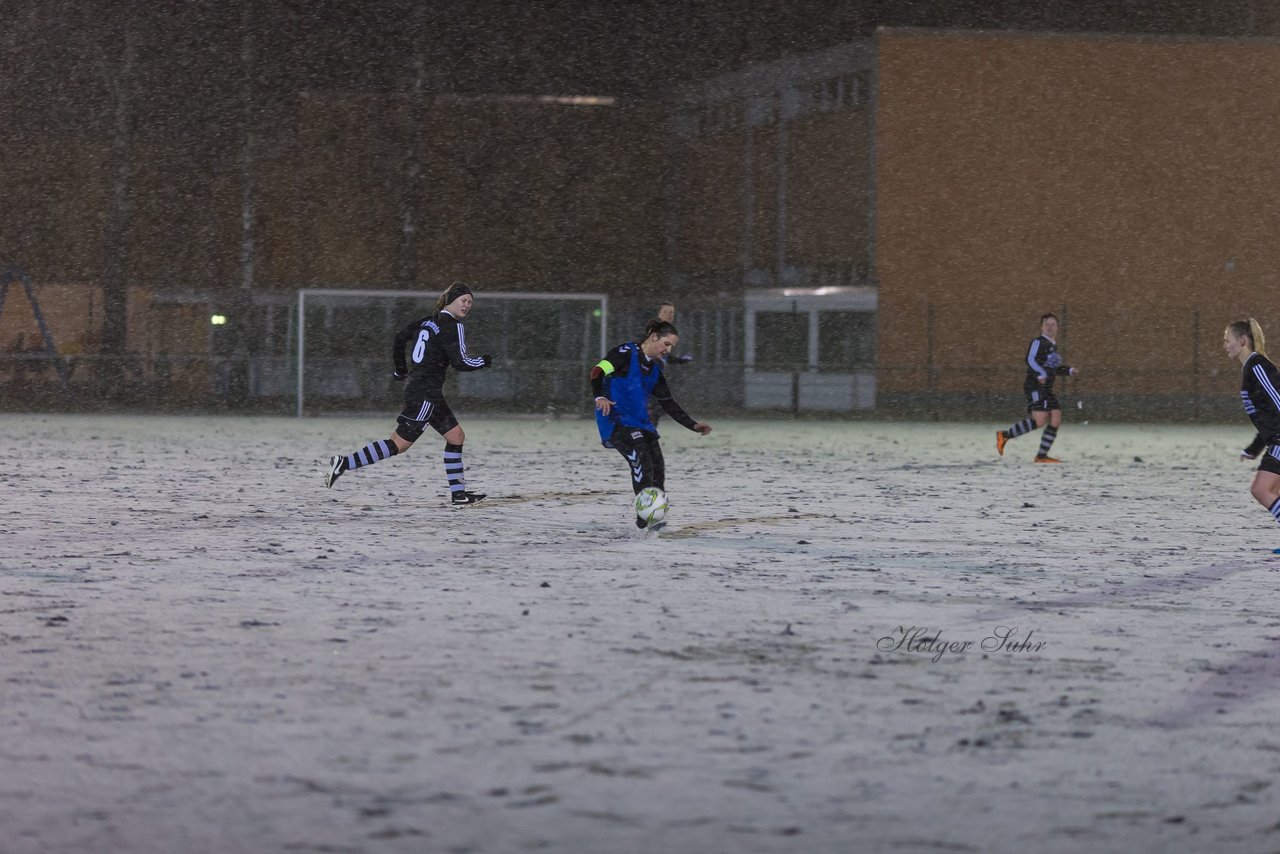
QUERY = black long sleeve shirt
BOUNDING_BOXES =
[1023,335,1072,394]
[1241,352,1280,456]
[392,310,488,401]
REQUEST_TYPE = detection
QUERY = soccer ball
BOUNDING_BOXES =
[634,487,669,524]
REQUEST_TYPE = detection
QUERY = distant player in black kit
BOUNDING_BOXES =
[646,301,693,427]
[1224,318,1280,533]
[996,313,1080,462]
[593,318,712,528]
[325,282,492,505]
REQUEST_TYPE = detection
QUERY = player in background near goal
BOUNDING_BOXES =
[647,301,693,428]
[996,312,1079,463]
[1224,318,1280,537]
[325,282,492,506]
[593,318,712,528]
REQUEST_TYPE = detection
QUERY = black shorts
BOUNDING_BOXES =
[1258,447,1280,475]
[608,424,665,493]
[1025,389,1060,412]
[395,398,459,442]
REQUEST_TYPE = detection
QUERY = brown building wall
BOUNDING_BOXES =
[0,280,166,402]
[875,29,1280,403]
[1,282,100,357]
[0,282,171,357]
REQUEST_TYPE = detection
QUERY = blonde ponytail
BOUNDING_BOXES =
[1249,317,1267,358]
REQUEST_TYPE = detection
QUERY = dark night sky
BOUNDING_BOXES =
[0,0,1264,139]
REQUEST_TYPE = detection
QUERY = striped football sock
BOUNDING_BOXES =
[345,439,397,471]
[1037,426,1058,457]
[444,443,465,495]
[1003,417,1035,439]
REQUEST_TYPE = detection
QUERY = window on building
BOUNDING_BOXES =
[818,311,876,368]
[754,311,809,368]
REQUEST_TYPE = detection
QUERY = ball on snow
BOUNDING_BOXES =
[634,487,668,524]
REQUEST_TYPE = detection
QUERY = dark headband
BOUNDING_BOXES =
[443,282,473,305]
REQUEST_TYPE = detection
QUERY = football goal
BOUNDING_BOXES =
[295,288,609,417]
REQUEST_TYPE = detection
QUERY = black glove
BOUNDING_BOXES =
[481,354,493,367]
[391,370,407,381]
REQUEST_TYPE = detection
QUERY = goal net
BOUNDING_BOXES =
[295,289,608,417]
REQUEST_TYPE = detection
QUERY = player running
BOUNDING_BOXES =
[996,312,1079,463]
[1225,318,1280,536]
[325,282,492,506]
[592,318,712,529]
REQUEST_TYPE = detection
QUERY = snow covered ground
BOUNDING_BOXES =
[3,413,1280,853]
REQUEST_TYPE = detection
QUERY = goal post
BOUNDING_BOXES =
[295,288,609,417]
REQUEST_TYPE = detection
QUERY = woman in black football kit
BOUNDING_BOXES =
[996,313,1080,463]
[1224,318,1280,530]
[325,282,492,506]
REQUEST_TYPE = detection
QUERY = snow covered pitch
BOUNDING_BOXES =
[3,414,1278,853]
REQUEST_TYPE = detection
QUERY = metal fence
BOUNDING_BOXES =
[0,289,1253,421]
[0,351,1249,423]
